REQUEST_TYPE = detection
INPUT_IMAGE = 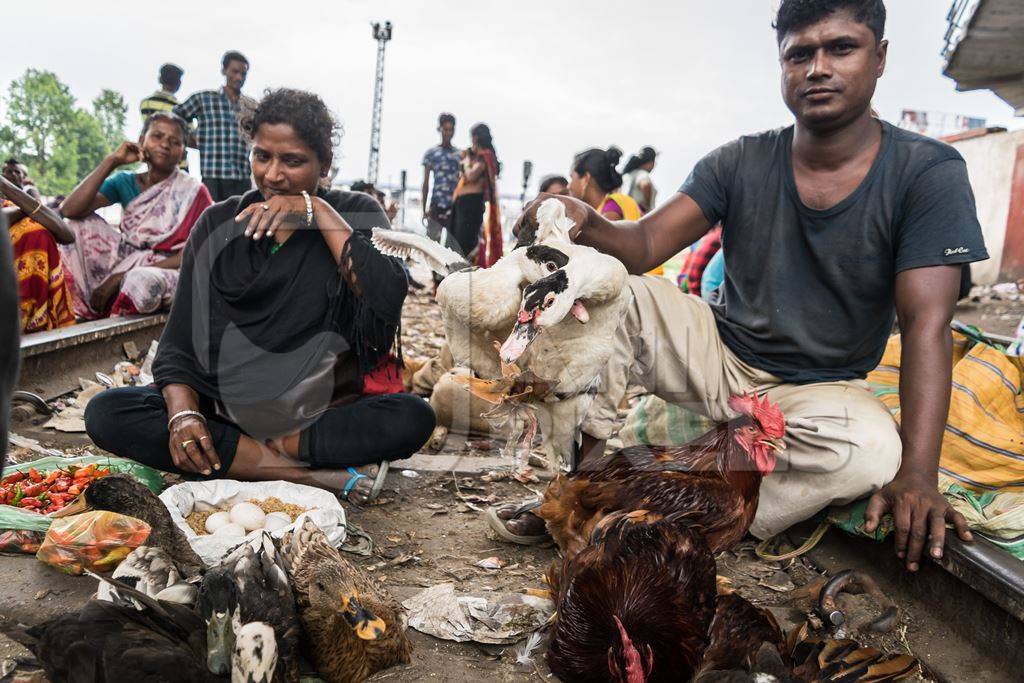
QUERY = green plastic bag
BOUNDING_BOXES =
[0,455,164,535]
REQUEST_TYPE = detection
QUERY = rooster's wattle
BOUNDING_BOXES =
[537,393,786,560]
[546,510,718,683]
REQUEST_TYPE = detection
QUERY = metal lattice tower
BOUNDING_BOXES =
[367,21,392,185]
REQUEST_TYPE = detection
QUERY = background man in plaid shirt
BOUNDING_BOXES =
[174,51,255,202]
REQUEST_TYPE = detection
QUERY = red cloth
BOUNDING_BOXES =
[682,225,722,295]
[361,355,404,395]
[474,149,503,268]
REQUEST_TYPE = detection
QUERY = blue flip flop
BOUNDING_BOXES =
[342,468,368,501]
[341,462,390,503]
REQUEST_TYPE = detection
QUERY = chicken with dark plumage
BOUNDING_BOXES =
[546,510,718,683]
[538,393,786,560]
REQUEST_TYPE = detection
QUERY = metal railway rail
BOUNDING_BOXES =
[16,314,166,399]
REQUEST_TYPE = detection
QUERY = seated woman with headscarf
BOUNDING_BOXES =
[1,172,76,333]
[60,112,213,318]
[84,89,436,503]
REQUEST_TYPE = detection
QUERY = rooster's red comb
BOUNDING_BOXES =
[727,392,785,439]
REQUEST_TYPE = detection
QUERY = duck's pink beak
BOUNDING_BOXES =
[500,310,539,363]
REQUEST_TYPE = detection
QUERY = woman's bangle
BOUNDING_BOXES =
[30,198,43,216]
[167,409,206,431]
[301,190,313,228]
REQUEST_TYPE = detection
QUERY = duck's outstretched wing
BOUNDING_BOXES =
[371,228,470,276]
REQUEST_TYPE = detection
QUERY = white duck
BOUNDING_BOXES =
[371,214,575,380]
[375,200,631,470]
[497,206,631,470]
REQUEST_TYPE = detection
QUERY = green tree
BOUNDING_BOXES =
[0,69,126,196]
[92,89,127,150]
[0,69,75,169]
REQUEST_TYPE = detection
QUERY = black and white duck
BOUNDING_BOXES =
[197,532,301,682]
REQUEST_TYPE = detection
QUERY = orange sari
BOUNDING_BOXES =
[473,149,502,267]
[6,202,75,333]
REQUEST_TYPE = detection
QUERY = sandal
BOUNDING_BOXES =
[486,499,551,546]
[341,462,390,503]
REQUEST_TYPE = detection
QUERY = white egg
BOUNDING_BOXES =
[229,502,267,532]
[214,522,246,537]
[204,511,232,534]
[262,515,291,532]
[266,511,292,524]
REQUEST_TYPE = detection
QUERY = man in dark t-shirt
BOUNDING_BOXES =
[498,0,982,572]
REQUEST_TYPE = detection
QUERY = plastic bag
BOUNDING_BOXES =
[3,455,164,494]
[0,529,44,554]
[36,510,151,575]
[160,479,347,565]
[0,455,164,545]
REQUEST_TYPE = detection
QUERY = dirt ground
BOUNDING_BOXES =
[954,285,1024,338]
[6,272,1018,681]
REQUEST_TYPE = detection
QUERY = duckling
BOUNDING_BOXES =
[278,518,411,683]
[198,533,300,682]
[53,473,204,576]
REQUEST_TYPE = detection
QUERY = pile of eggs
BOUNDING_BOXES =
[204,502,294,537]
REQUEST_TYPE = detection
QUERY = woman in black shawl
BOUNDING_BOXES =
[85,89,435,503]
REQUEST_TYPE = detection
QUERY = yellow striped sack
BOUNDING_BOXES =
[867,332,1024,493]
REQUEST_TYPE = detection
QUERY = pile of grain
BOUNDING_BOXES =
[185,497,308,536]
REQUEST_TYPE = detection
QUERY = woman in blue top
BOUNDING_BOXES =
[60,112,212,318]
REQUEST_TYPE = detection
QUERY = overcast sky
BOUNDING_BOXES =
[3,0,1021,198]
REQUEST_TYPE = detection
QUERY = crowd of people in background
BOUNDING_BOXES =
[0,51,258,333]
[0,44,706,337]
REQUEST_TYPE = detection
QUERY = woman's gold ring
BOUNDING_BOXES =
[181,439,195,448]
[199,435,210,441]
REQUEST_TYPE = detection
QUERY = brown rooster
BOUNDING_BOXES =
[537,393,786,559]
[546,510,718,683]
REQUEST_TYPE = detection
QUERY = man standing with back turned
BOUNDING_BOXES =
[141,63,189,172]
[175,51,255,202]
[499,0,985,574]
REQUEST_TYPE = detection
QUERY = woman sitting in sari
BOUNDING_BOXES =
[60,112,212,318]
[1,172,76,333]
[84,89,436,503]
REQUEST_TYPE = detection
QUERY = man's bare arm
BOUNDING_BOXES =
[864,264,972,570]
[515,192,713,274]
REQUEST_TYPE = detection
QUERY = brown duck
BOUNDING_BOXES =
[278,518,412,682]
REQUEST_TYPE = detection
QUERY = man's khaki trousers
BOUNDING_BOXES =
[581,276,902,539]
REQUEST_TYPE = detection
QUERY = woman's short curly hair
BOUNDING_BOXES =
[241,88,342,163]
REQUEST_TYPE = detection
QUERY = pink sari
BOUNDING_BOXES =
[61,171,212,318]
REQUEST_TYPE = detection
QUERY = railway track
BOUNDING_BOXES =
[16,314,166,399]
